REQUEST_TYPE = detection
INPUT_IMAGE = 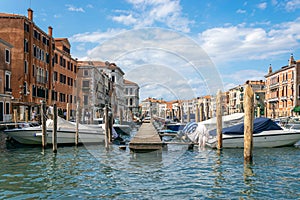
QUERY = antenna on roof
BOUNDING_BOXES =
[29,0,31,8]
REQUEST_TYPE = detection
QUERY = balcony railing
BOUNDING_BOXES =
[268,97,279,102]
[269,82,279,89]
[36,75,48,84]
[281,96,287,101]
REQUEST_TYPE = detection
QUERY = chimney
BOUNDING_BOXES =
[27,8,33,21]
[48,26,53,37]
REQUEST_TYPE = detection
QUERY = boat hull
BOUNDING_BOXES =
[4,128,105,145]
[207,130,300,148]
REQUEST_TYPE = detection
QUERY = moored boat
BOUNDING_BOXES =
[206,117,300,148]
[3,117,105,145]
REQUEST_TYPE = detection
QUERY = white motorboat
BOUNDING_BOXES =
[207,117,300,148]
[182,115,300,148]
[4,117,105,145]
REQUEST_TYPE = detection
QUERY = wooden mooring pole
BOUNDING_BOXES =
[195,104,199,122]
[244,85,254,163]
[41,100,47,148]
[104,104,109,150]
[75,101,79,146]
[13,109,17,127]
[52,104,57,153]
[216,90,223,149]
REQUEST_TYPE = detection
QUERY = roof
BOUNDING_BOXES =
[77,61,125,75]
[124,79,138,86]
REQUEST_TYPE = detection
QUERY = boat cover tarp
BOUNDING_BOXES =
[211,117,282,136]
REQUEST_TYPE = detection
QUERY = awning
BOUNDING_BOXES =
[293,106,300,112]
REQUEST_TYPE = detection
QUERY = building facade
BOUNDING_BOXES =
[124,79,140,121]
[0,38,13,122]
[0,9,78,120]
[265,54,299,118]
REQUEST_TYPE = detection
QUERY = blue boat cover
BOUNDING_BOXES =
[210,117,282,136]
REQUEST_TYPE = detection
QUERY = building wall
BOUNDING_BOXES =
[265,65,296,118]
[0,38,13,122]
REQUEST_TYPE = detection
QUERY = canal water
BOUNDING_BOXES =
[0,135,299,199]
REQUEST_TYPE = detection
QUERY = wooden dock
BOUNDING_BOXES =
[129,122,163,152]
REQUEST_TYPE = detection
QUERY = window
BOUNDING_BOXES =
[53,71,58,81]
[5,102,10,114]
[5,49,10,63]
[32,64,35,77]
[82,80,89,88]
[24,22,29,32]
[130,98,133,106]
[59,93,66,102]
[24,39,29,53]
[84,70,89,76]
[5,71,11,92]
[52,90,57,101]
[84,95,88,105]
[60,74,66,84]
[33,45,36,57]
[46,71,49,82]
[32,85,36,97]
[23,82,28,95]
[24,60,28,74]
[112,76,115,82]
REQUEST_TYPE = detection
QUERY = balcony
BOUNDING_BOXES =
[268,97,279,102]
[269,82,279,89]
[281,96,287,101]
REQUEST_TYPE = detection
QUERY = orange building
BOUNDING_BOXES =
[265,54,300,118]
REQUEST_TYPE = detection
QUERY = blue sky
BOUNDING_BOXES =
[1,0,300,101]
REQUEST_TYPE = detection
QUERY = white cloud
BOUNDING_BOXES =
[112,14,137,26]
[236,9,246,14]
[66,4,85,12]
[198,18,300,65]
[69,29,127,43]
[257,2,267,10]
[285,0,300,11]
[111,0,193,33]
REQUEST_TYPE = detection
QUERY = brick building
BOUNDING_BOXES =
[0,38,13,122]
[0,9,78,120]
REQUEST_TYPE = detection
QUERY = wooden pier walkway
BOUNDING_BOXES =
[129,122,163,152]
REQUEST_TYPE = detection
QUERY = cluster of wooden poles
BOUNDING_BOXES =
[39,101,113,153]
[216,85,254,163]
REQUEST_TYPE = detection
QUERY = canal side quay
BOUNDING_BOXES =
[129,122,163,152]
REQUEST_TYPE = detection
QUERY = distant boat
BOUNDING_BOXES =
[4,117,105,145]
[89,118,132,136]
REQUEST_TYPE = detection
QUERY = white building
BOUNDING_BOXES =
[124,79,140,121]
